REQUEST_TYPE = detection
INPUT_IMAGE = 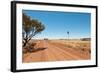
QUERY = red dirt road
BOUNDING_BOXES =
[23,40,90,63]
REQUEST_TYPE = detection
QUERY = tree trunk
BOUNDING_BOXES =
[23,42,27,47]
[23,39,28,47]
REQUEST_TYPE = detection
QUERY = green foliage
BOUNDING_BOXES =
[22,13,45,47]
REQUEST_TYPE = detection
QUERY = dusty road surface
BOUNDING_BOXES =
[23,40,91,63]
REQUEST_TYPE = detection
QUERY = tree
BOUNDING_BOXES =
[22,13,45,47]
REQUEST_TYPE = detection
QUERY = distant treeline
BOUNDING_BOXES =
[59,38,91,41]
[80,38,91,41]
[31,38,91,41]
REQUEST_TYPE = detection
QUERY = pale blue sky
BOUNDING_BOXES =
[23,10,91,39]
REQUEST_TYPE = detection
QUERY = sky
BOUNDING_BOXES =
[23,10,91,39]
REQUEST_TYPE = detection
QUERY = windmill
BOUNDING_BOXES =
[67,31,69,40]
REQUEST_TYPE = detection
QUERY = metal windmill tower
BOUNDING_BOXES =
[67,31,69,40]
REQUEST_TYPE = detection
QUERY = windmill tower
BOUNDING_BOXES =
[67,31,69,40]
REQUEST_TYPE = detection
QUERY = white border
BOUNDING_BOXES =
[16,3,96,70]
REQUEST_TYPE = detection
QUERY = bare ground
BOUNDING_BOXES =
[23,40,91,63]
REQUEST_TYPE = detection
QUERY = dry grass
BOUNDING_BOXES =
[50,40,91,53]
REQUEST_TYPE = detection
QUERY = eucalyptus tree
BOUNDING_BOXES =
[22,13,45,47]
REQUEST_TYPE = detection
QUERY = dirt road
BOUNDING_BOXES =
[23,40,90,63]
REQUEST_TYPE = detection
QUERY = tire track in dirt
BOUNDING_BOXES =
[44,41,83,60]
